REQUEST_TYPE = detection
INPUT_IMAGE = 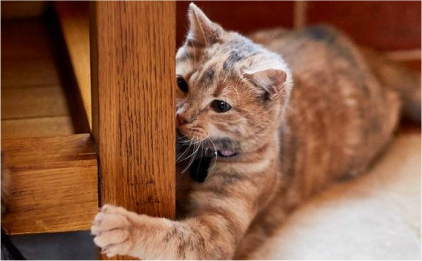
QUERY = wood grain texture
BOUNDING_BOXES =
[1,87,70,119]
[1,59,61,88]
[55,1,92,130]
[90,4,176,258]
[1,134,98,235]
[1,19,79,139]
[1,116,75,139]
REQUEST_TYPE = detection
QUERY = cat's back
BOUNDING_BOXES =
[250,25,375,82]
[250,25,401,199]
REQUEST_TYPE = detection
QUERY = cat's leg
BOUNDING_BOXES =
[92,171,275,259]
[234,189,293,259]
[91,205,174,259]
[92,201,250,260]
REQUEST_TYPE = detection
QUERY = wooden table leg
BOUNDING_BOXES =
[90,2,176,258]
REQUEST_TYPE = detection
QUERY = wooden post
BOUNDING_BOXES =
[90,0,175,235]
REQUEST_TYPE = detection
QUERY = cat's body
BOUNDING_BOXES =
[234,26,418,258]
[92,4,420,259]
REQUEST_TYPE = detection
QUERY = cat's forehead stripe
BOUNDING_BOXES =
[223,50,244,71]
[200,68,215,85]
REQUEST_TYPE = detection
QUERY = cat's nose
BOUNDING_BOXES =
[177,114,188,126]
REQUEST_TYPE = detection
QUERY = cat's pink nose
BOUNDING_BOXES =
[177,114,188,126]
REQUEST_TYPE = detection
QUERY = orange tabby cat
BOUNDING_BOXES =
[91,4,420,259]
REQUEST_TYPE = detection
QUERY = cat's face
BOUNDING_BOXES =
[176,4,292,155]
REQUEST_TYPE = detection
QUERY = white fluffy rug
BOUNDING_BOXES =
[250,133,421,260]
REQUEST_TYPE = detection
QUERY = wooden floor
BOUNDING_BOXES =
[1,18,86,139]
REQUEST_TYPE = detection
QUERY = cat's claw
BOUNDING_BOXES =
[91,204,134,257]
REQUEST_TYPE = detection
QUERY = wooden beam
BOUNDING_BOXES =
[1,134,98,235]
[90,0,175,225]
[55,1,92,129]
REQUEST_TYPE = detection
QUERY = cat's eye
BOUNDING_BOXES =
[211,100,232,113]
[177,76,188,93]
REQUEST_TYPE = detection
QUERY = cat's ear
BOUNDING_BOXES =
[244,63,291,100]
[187,3,223,46]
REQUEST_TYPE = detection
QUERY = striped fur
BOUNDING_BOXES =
[92,4,421,259]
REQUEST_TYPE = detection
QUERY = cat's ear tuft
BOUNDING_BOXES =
[187,3,223,46]
[244,64,291,100]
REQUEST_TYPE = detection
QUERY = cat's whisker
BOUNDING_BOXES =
[176,134,196,161]
[177,137,196,163]
[176,132,209,179]
[177,127,210,163]
[179,134,199,162]
[176,139,194,176]
[227,85,240,104]
[176,139,193,144]
[176,142,193,162]
[222,92,229,105]
[207,137,218,175]
[186,129,209,144]
[181,142,201,174]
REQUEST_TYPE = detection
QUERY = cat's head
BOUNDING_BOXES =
[176,3,293,156]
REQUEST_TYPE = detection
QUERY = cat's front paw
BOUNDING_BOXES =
[91,204,136,258]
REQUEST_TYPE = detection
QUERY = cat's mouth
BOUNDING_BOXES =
[177,130,239,158]
[216,150,236,157]
[203,138,240,158]
[202,147,237,158]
